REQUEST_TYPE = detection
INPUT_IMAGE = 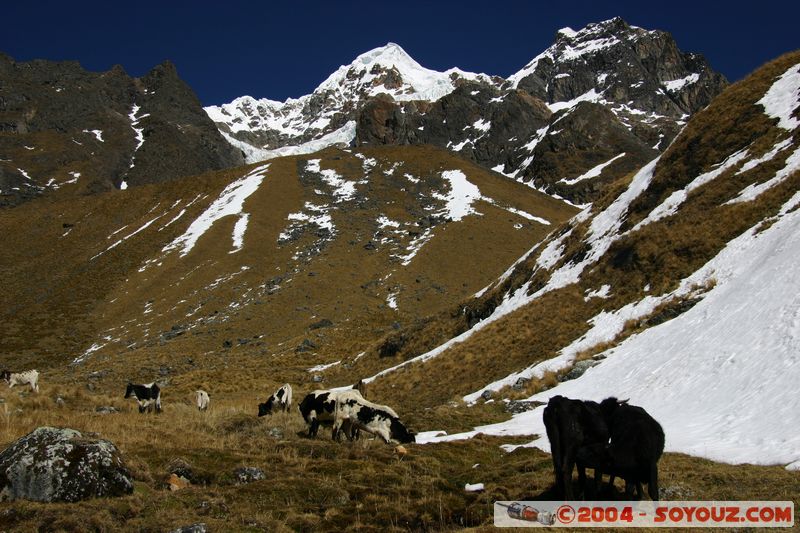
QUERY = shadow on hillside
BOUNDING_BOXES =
[529,480,633,501]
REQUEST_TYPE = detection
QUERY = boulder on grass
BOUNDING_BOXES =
[0,427,133,502]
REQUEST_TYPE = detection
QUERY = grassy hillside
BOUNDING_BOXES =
[0,143,574,390]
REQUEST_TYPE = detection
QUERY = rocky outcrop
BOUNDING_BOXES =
[509,17,727,120]
[0,54,243,206]
[0,427,133,502]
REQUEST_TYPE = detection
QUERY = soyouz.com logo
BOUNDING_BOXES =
[493,501,795,527]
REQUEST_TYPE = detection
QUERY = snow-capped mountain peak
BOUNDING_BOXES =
[204,42,494,163]
[315,42,486,102]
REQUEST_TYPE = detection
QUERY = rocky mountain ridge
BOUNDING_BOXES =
[207,17,728,203]
[0,54,242,207]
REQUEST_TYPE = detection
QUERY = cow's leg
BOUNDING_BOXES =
[625,480,641,500]
[309,417,319,438]
[332,418,343,442]
[549,445,563,497]
[562,450,576,500]
[577,464,587,499]
[591,467,603,498]
[648,463,660,501]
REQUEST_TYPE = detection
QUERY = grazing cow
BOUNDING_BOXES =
[195,389,210,411]
[258,383,292,416]
[124,382,162,413]
[298,389,363,439]
[543,395,609,499]
[332,390,415,444]
[1,370,39,393]
[578,398,665,500]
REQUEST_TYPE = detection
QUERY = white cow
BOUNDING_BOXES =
[2,370,39,393]
[195,389,210,411]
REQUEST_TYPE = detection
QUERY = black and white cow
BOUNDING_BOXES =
[124,382,162,413]
[1,369,39,393]
[332,390,414,444]
[298,389,364,438]
[258,383,292,416]
[195,389,210,411]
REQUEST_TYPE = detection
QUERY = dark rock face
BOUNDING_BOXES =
[0,54,243,206]
[512,18,727,120]
[0,427,133,502]
[521,102,658,203]
[352,19,727,204]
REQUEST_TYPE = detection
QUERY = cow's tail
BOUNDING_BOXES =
[155,390,162,413]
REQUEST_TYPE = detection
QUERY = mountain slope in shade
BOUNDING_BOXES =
[0,55,243,206]
[354,51,800,469]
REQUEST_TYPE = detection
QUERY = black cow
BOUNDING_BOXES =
[124,382,162,413]
[258,384,292,416]
[543,395,609,499]
[577,398,665,501]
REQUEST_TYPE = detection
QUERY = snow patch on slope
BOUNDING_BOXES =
[427,190,800,469]
[163,164,270,257]
[758,62,800,131]
[559,153,626,185]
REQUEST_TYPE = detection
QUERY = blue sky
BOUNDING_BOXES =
[3,1,798,105]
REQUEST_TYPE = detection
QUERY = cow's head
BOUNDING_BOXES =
[124,382,134,399]
[258,399,274,417]
[389,417,415,444]
[0,371,10,383]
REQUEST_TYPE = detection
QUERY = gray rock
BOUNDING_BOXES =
[512,377,530,391]
[95,406,119,415]
[311,374,324,383]
[233,466,266,485]
[0,427,133,502]
[169,524,208,533]
[480,390,493,401]
[505,400,544,414]
[296,339,317,353]
[309,318,333,330]
[559,359,599,382]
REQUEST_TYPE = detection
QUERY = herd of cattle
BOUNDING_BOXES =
[3,369,665,499]
[122,378,416,445]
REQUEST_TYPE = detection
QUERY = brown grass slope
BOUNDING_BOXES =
[358,50,800,410]
[0,388,796,532]
[0,144,574,390]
